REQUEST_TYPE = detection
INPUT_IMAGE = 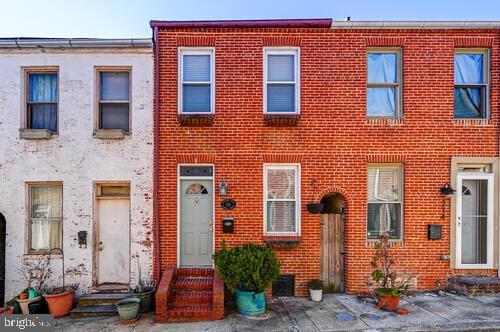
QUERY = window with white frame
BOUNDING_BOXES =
[454,50,489,119]
[179,48,214,114]
[367,165,403,240]
[367,49,401,117]
[28,184,62,252]
[264,48,300,114]
[264,165,300,234]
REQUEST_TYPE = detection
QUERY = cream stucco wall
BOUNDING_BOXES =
[0,46,154,301]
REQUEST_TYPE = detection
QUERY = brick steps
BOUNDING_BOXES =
[155,267,223,322]
[448,276,500,296]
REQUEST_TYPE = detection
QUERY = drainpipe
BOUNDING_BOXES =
[153,26,161,280]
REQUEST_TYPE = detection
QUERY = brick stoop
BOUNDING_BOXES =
[155,267,224,322]
[447,276,500,296]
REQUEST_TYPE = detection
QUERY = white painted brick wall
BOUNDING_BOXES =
[0,47,154,301]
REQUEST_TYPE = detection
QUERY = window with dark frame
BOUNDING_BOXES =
[27,72,58,132]
[454,51,488,119]
[29,184,62,252]
[367,165,403,240]
[98,71,130,132]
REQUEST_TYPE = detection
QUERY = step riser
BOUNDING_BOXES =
[172,298,212,306]
[77,299,124,307]
[70,311,117,318]
[177,268,214,277]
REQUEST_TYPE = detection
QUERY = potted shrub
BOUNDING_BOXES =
[116,297,141,324]
[370,234,411,311]
[308,279,324,302]
[214,242,280,317]
[41,284,78,318]
[130,262,156,313]
[16,258,51,314]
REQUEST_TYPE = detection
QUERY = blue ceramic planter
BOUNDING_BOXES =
[235,289,265,316]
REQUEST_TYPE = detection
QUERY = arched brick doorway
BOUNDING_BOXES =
[320,193,346,292]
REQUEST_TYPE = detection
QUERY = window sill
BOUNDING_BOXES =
[453,118,493,126]
[178,113,214,126]
[264,114,300,126]
[366,117,404,125]
[23,253,62,260]
[94,129,127,139]
[366,240,403,248]
[263,235,301,249]
[20,128,55,140]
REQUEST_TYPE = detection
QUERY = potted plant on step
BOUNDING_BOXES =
[41,284,78,318]
[214,242,280,317]
[17,258,51,314]
[370,234,411,311]
[308,279,324,302]
[130,259,156,313]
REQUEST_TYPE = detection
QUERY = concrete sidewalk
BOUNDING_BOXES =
[55,292,500,331]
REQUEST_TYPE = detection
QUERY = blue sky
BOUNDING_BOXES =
[1,0,499,38]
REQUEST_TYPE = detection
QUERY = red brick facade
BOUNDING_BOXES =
[153,21,499,296]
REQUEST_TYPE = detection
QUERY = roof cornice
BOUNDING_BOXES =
[150,19,333,29]
[330,21,500,29]
[0,38,152,49]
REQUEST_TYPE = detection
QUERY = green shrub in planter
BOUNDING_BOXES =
[213,242,280,316]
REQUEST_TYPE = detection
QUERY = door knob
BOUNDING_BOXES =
[98,241,104,251]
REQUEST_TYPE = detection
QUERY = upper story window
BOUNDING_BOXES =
[367,165,403,240]
[454,50,489,119]
[26,71,58,132]
[29,184,62,252]
[264,48,300,114]
[179,48,215,114]
[264,164,300,235]
[367,50,401,117]
[98,70,131,132]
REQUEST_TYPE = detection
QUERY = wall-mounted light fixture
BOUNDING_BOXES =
[440,183,456,197]
[219,180,228,195]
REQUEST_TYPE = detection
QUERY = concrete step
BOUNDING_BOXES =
[77,293,130,307]
[171,290,212,306]
[173,277,213,291]
[69,305,117,318]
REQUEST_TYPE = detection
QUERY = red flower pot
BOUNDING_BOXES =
[0,307,14,314]
[376,294,400,311]
[43,290,75,318]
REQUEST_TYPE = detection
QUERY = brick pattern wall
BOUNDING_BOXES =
[155,27,499,295]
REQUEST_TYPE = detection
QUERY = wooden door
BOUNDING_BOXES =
[320,214,345,292]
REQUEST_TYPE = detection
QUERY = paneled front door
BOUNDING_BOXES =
[180,179,213,267]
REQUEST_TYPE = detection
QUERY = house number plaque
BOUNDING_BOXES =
[221,199,236,210]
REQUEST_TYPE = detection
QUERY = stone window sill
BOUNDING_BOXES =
[453,118,493,126]
[20,128,55,140]
[366,117,404,125]
[94,129,127,139]
[23,253,62,260]
[178,113,214,126]
[264,114,300,126]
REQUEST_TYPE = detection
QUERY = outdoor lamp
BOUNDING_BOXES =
[440,183,456,197]
[219,180,228,195]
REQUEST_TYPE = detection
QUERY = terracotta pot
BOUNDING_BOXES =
[43,290,75,318]
[376,293,400,311]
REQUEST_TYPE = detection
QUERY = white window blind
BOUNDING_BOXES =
[264,49,299,114]
[30,185,62,251]
[180,49,214,113]
[99,72,130,132]
[265,165,300,234]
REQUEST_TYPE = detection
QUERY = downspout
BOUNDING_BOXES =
[153,26,161,279]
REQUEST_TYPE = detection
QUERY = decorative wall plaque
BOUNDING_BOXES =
[221,199,236,210]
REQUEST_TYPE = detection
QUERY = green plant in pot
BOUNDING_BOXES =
[308,279,324,302]
[213,242,280,317]
[129,258,156,313]
[370,234,411,311]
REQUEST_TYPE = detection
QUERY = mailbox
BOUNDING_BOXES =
[428,224,442,240]
[223,218,234,233]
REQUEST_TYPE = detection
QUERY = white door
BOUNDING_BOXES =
[97,198,130,285]
[456,173,494,268]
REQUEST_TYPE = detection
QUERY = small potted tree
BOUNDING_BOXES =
[308,279,324,302]
[214,242,280,317]
[17,258,51,314]
[370,234,411,311]
[130,260,156,313]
